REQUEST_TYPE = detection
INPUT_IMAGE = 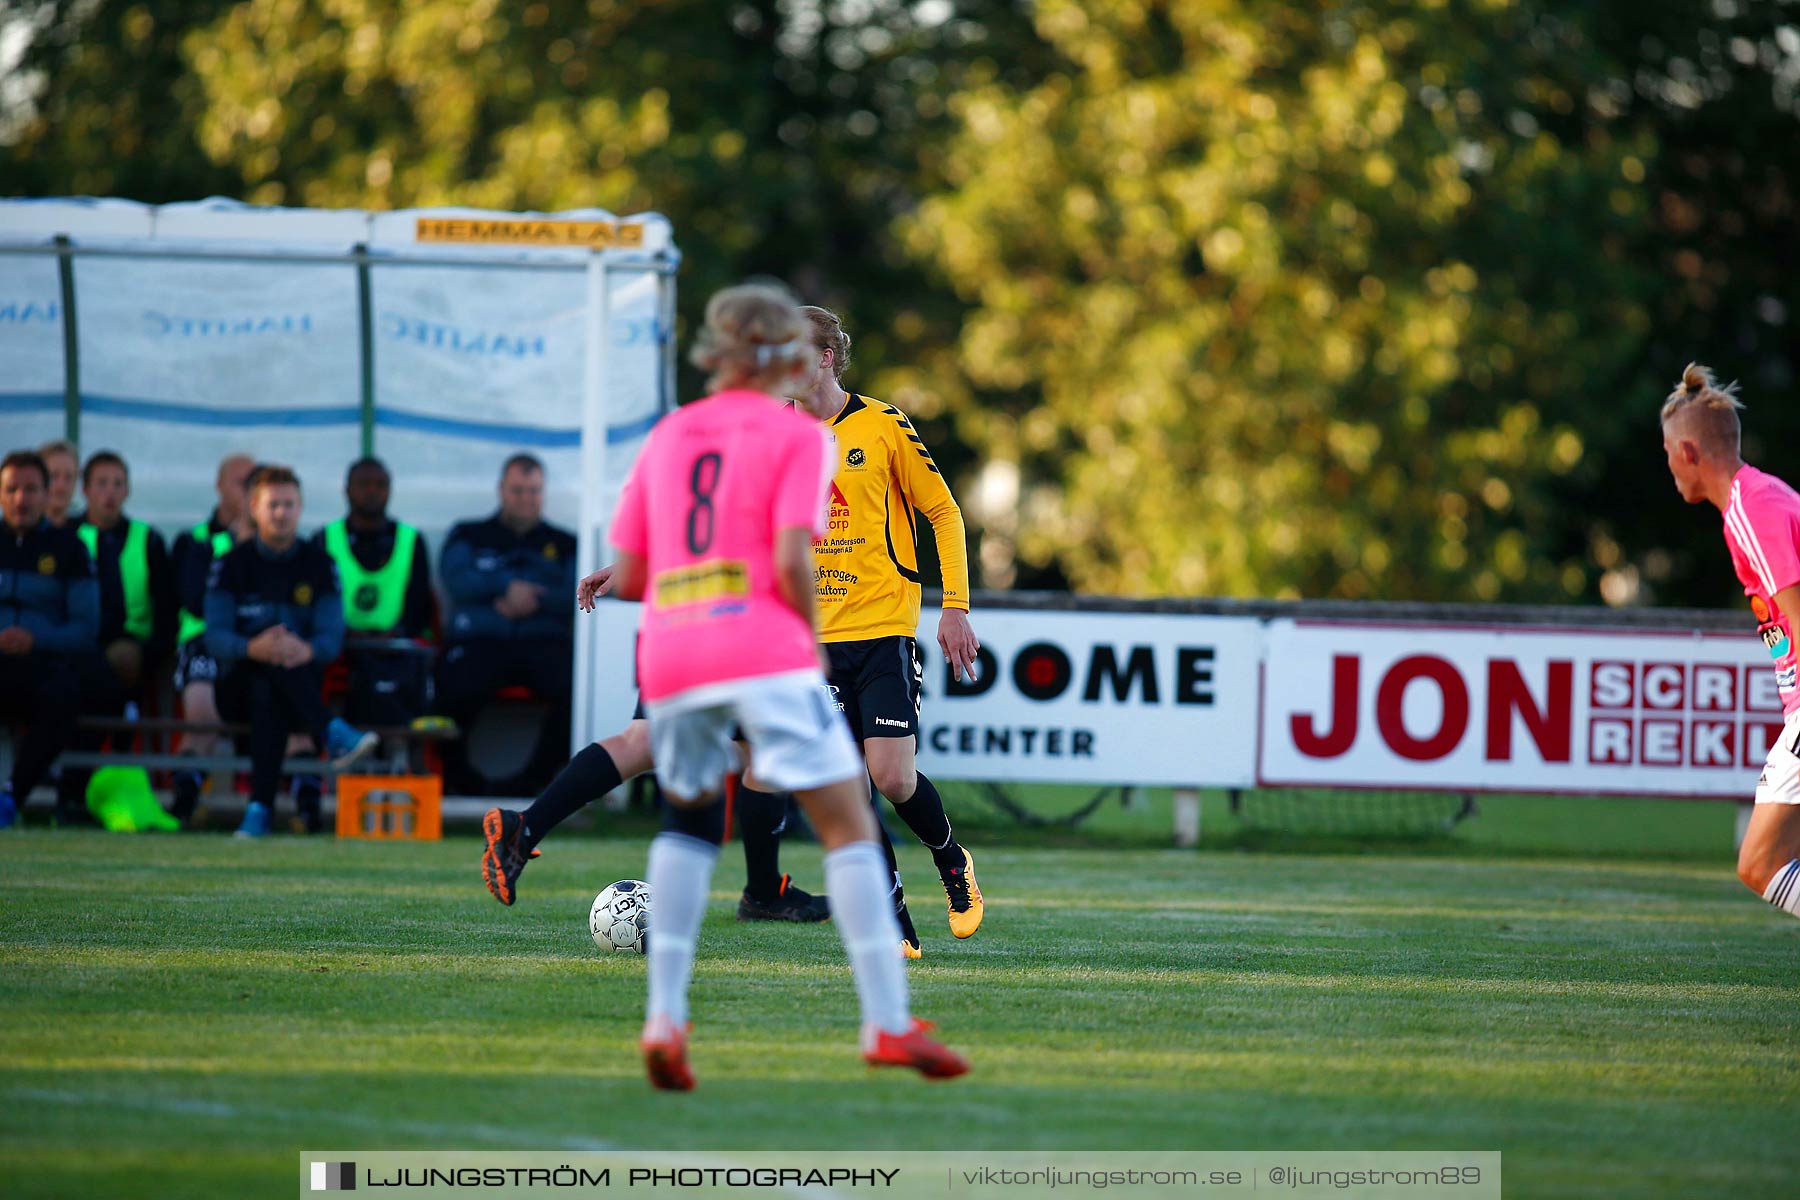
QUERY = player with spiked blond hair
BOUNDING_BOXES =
[1662,362,1800,920]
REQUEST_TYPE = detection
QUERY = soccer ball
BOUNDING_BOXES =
[589,880,651,954]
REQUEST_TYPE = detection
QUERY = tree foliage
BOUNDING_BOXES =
[910,2,1653,599]
[1,0,239,200]
[1,0,1795,605]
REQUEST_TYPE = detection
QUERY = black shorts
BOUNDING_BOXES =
[826,636,921,742]
[173,641,220,691]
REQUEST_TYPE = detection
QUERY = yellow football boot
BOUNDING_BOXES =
[942,847,984,938]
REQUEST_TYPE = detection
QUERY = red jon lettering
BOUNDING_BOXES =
[1292,655,1359,758]
[1486,660,1573,763]
[1375,655,1468,761]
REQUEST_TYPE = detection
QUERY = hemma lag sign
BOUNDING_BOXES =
[1257,619,1781,797]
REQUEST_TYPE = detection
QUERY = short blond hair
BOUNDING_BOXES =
[800,305,852,381]
[689,284,809,391]
[37,438,77,465]
[249,464,301,498]
[1660,362,1744,459]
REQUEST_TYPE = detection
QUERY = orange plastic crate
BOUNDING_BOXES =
[335,774,443,840]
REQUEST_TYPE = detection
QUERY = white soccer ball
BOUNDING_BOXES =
[589,879,652,954]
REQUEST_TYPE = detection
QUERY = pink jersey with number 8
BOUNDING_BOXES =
[611,389,835,703]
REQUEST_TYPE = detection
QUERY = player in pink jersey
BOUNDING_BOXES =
[604,284,967,1089]
[1662,362,1800,921]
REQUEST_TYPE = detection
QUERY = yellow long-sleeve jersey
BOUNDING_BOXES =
[814,393,969,642]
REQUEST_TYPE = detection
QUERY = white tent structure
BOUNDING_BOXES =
[0,197,678,749]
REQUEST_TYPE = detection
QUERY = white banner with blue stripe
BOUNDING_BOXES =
[73,251,364,526]
[0,198,675,555]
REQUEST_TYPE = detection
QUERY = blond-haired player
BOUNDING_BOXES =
[1662,362,1800,919]
[744,305,985,957]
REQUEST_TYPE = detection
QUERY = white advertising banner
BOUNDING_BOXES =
[368,260,588,532]
[915,609,1262,786]
[1257,618,1777,798]
[584,603,1264,787]
[71,253,362,529]
[0,252,70,450]
[0,198,673,548]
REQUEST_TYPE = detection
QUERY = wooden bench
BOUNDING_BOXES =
[64,715,456,773]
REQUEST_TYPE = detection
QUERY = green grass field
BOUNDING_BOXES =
[1,794,1795,1199]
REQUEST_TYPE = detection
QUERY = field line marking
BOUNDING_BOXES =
[7,1086,618,1150]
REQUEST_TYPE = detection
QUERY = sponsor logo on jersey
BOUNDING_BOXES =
[294,583,314,606]
[1752,595,1772,623]
[653,558,748,607]
[36,555,55,575]
[876,716,909,728]
[1763,623,1791,659]
[1779,665,1797,692]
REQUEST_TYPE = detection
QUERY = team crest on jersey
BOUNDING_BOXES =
[294,583,314,606]
[36,554,55,575]
[354,583,380,612]
[543,542,559,560]
[847,447,866,468]
[1752,595,1772,623]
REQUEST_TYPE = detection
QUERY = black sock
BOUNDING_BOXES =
[293,776,323,833]
[171,769,203,820]
[893,771,963,872]
[659,780,725,845]
[736,784,787,900]
[521,743,622,850]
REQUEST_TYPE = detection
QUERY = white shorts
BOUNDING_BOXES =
[646,669,862,804]
[1755,710,1800,805]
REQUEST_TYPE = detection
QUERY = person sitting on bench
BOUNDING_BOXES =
[76,450,178,695]
[204,465,377,837]
[0,450,99,828]
[315,456,437,728]
[169,453,255,823]
[433,454,576,796]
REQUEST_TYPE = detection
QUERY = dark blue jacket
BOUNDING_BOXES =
[0,519,99,653]
[440,514,576,643]
[203,537,346,667]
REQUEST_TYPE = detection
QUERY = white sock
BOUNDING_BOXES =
[823,840,911,1041]
[1762,859,1800,918]
[644,832,719,1028]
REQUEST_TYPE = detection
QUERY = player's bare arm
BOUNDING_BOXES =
[1741,581,1800,892]
[577,562,617,611]
[608,551,647,603]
